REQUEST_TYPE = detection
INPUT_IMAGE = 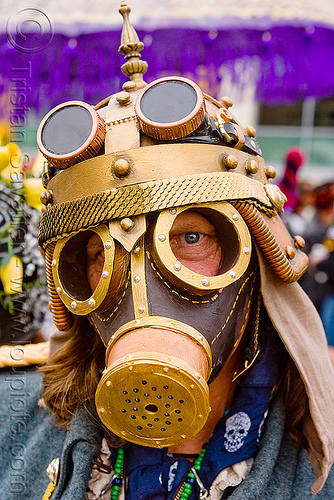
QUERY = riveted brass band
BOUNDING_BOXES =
[106,316,212,370]
[130,236,149,318]
[52,225,115,315]
[45,144,268,205]
[39,172,274,248]
[232,201,308,283]
[45,243,73,331]
[152,202,252,294]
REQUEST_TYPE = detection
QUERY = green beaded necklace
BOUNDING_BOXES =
[178,446,208,500]
[110,444,208,500]
[110,448,124,499]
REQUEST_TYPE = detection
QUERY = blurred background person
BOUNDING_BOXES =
[279,147,316,238]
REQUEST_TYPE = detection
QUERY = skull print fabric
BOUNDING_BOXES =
[224,412,252,452]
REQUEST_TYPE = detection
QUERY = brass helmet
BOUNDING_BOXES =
[37,3,308,449]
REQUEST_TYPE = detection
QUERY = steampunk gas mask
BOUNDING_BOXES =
[37,4,308,448]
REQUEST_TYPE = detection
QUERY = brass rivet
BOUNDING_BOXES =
[295,235,305,249]
[246,125,256,137]
[120,218,134,231]
[114,158,130,177]
[106,381,111,387]
[285,245,296,259]
[245,160,258,174]
[46,190,53,203]
[116,91,131,105]
[122,81,136,92]
[40,191,48,205]
[221,153,238,169]
[265,165,276,179]
[220,96,233,108]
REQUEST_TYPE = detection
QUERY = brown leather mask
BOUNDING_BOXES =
[52,202,258,447]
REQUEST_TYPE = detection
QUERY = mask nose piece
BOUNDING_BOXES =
[95,318,212,448]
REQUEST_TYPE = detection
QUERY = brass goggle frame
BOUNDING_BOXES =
[152,202,252,295]
[52,224,115,315]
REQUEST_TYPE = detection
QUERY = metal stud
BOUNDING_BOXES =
[158,234,166,242]
[246,125,256,137]
[294,235,305,249]
[169,209,177,215]
[265,165,276,179]
[243,246,250,254]
[232,214,239,221]
[220,96,233,108]
[116,91,131,105]
[221,153,238,170]
[123,81,136,92]
[56,287,61,294]
[88,298,96,308]
[202,278,210,286]
[46,190,53,204]
[229,271,236,279]
[102,271,109,278]
[138,306,145,314]
[40,191,48,206]
[134,275,141,283]
[113,158,131,177]
[51,259,57,267]
[105,241,112,249]
[133,246,140,254]
[120,218,134,231]
[173,263,181,271]
[245,159,258,174]
[285,246,296,260]
[71,301,77,310]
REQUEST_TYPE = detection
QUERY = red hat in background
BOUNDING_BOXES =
[279,147,306,212]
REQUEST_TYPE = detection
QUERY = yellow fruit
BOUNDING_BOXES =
[0,145,10,171]
[23,177,44,210]
[0,255,23,295]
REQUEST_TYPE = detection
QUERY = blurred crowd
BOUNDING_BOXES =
[0,126,54,349]
[279,147,334,359]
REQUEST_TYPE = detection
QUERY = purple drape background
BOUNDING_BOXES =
[2,24,334,114]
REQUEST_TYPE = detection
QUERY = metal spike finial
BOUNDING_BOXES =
[118,2,148,88]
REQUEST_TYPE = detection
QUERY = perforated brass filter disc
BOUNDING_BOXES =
[95,353,210,448]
